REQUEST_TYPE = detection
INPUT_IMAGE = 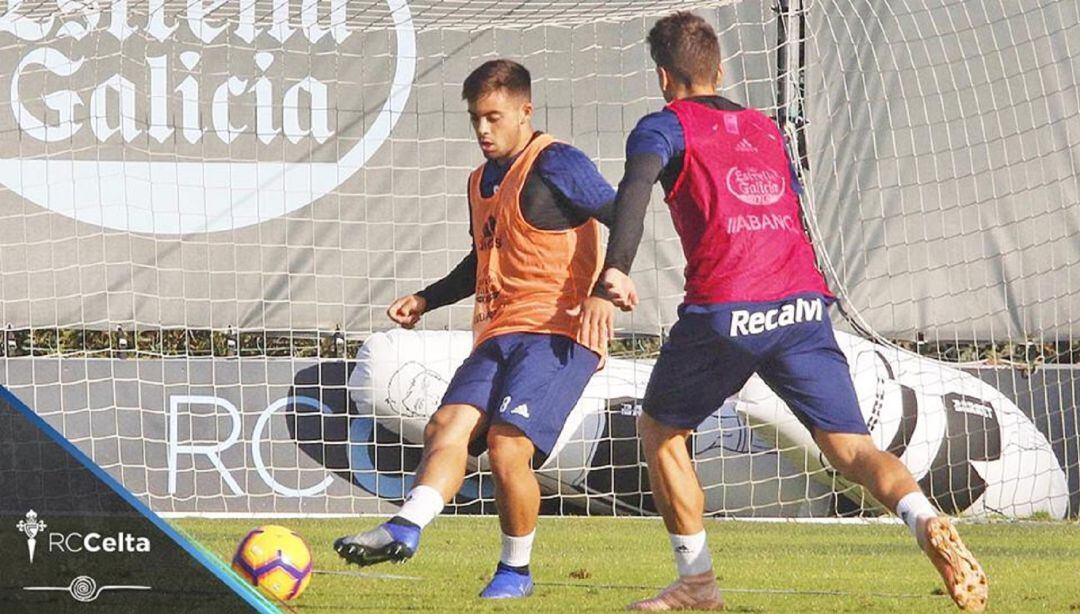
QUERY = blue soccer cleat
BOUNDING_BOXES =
[333,521,420,567]
[479,562,534,599]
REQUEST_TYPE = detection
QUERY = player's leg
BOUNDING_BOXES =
[334,402,487,566]
[474,333,600,599]
[481,422,539,599]
[395,402,488,524]
[812,430,919,510]
[335,344,501,567]
[488,423,539,542]
[639,413,704,535]
[760,313,987,611]
[628,313,753,611]
[632,417,724,612]
[814,431,988,611]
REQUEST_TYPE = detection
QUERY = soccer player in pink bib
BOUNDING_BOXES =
[581,11,988,612]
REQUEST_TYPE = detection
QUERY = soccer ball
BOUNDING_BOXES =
[232,525,313,601]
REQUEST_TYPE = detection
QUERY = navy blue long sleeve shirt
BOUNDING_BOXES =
[418,134,616,309]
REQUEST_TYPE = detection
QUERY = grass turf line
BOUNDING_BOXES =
[175,517,1080,612]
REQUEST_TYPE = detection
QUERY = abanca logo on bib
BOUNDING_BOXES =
[0,0,416,235]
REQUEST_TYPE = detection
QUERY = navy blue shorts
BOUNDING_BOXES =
[643,293,868,434]
[441,332,600,460]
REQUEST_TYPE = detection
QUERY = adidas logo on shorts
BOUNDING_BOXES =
[498,397,530,419]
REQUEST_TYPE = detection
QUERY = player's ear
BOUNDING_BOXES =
[656,66,670,91]
[520,100,533,124]
[656,66,677,102]
[715,64,724,87]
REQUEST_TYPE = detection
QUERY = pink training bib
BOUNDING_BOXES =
[663,99,831,304]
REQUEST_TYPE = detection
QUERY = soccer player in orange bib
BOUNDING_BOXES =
[581,12,988,612]
[335,60,617,600]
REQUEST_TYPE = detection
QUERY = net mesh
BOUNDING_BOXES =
[0,0,1075,518]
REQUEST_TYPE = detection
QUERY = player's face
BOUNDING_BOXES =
[468,89,533,162]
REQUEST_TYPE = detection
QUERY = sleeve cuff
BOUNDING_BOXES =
[602,260,631,275]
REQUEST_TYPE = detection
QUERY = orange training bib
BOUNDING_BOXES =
[468,134,604,356]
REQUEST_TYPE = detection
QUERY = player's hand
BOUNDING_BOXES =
[597,268,638,311]
[387,294,427,329]
[580,295,615,351]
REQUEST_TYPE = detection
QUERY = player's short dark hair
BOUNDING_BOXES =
[462,59,532,103]
[647,12,721,87]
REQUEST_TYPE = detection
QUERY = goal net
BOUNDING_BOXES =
[0,0,1075,519]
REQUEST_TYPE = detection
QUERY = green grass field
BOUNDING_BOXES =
[176,517,1080,613]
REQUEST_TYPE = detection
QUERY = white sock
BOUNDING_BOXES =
[500,530,535,568]
[394,485,445,529]
[669,531,712,577]
[896,491,938,545]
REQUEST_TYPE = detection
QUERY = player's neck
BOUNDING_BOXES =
[668,83,719,102]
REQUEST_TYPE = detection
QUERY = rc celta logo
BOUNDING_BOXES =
[16,509,46,563]
[48,529,152,556]
[0,0,416,235]
[16,509,151,563]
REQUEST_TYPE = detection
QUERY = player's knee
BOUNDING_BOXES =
[421,420,444,448]
[637,412,663,445]
[821,437,875,479]
[826,449,859,478]
[486,424,532,472]
[423,405,478,449]
[637,412,690,452]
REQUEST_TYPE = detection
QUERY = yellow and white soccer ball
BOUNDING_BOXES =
[232,525,313,601]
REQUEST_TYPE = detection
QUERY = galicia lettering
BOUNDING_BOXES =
[0,0,417,235]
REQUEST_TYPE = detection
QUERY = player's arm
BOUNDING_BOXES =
[533,143,617,227]
[577,115,674,349]
[596,152,664,305]
[595,111,679,308]
[387,236,477,329]
[578,150,663,349]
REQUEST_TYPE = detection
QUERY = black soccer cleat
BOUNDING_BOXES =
[334,523,419,567]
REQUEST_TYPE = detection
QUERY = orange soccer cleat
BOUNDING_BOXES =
[626,571,725,611]
[921,517,989,611]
